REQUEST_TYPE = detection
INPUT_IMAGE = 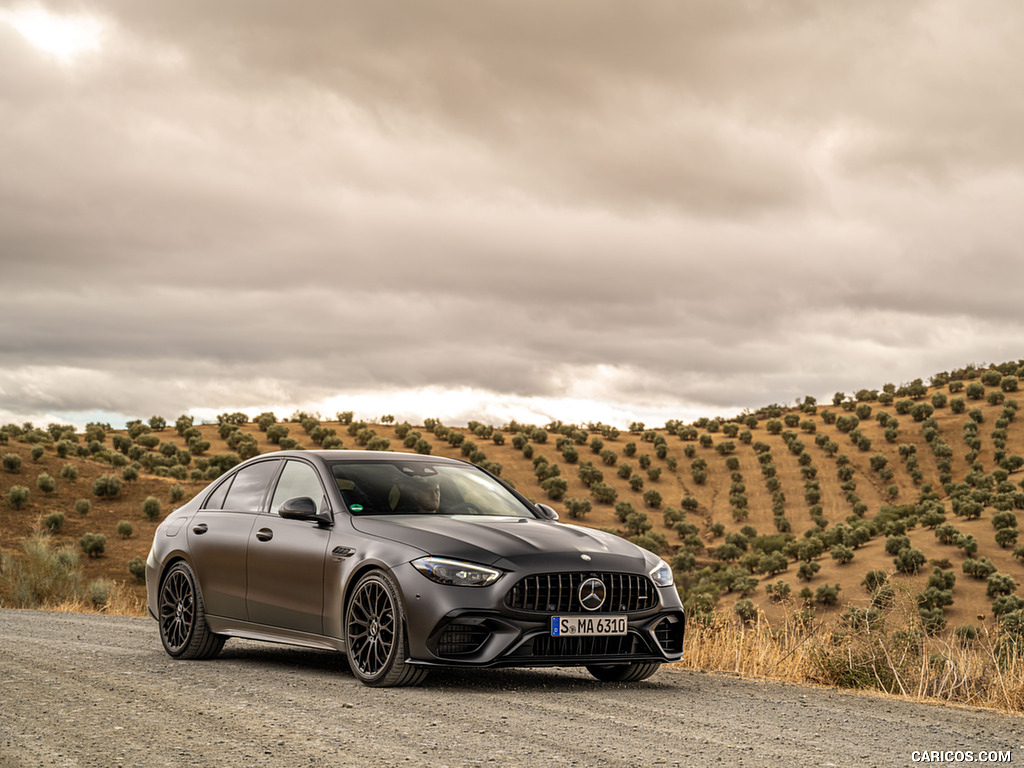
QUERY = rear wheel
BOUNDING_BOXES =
[158,561,225,660]
[345,570,427,687]
[586,662,661,682]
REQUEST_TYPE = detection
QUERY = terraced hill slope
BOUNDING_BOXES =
[2,365,1023,636]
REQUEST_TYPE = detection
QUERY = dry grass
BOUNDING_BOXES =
[679,599,1024,713]
[47,588,146,617]
[0,526,145,616]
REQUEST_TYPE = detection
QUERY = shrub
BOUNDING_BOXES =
[642,489,662,508]
[87,578,113,608]
[35,473,56,494]
[116,521,133,539]
[894,547,926,574]
[765,580,791,601]
[142,496,162,520]
[830,544,855,564]
[60,463,79,481]
[815,583,841,606]
[128,557,147,583]
[996,528,1019,548]
[797,561,821,581]
[74,498,91,516]
[44,512,64,532]
[79,533,107,558]
[540,477,568,501]
[992,511,1018,530]
[0,529,82,607]
[624,511,652,536]
[8,486,29,509]
[92,475,123,498]
[266,424,289,444]
[734,599,758,624]
[564,497,592,519]
[3,453,22,473]
[590,483,617,505]
[987,573,1018,598]
[885,535,911,556]
[961,557,998,581]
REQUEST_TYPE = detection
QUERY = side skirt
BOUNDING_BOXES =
[206,616,347,653]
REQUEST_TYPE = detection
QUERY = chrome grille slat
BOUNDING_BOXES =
[504,572,657,614]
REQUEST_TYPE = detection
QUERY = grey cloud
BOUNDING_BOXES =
[2,1,1023,428]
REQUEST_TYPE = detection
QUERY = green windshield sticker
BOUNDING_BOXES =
[350,504,364,512]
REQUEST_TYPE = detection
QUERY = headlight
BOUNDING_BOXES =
[412,557,502,587]
[649,559,674,587]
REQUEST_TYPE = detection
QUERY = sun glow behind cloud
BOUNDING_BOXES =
[1,5,105,64]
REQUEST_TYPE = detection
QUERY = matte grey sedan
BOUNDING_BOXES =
[146,450,685,686]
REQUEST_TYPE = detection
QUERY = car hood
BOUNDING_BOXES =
[349,515,652,571]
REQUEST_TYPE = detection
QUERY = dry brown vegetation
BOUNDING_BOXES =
[2,361,1024,710]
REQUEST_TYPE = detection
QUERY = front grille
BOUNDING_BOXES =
[504,572,657,614]
[436,623,490,656]
[529,633,640,657]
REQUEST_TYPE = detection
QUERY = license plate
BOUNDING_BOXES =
[551,616,627,636]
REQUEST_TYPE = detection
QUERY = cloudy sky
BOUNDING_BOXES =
[2,1,1023,431]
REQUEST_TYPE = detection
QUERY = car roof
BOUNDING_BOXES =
[270,450,468,466]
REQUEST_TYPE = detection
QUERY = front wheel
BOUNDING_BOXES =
[586,662,661,682]
[345,570,427,687]
[158,561,225,660]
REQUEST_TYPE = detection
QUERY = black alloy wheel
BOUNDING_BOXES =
[158,561,225,660]
[345,570,427,687]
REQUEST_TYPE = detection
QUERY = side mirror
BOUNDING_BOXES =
[535,503,559,521]
[278,496,332,527]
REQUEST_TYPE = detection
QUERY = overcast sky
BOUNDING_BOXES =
[2,1,1023,431]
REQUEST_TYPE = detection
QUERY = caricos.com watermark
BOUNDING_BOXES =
[911,751,1012,763]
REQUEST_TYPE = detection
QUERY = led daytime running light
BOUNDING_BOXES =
[412,557,502,587]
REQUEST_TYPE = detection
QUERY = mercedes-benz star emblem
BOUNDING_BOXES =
[579,577,606,611]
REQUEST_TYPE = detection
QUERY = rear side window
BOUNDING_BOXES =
[222,461,281,512]
[202,476,233,510]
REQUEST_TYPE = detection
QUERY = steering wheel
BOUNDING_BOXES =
[446,501,483,515]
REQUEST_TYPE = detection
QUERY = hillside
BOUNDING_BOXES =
[3,361,1024,637]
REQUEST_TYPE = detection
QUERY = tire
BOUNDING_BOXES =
[345,570,427,687]
[158,561,225,660]
[586,662,661,682]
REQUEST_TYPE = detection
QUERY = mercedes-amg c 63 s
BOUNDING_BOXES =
[146,451,685,686]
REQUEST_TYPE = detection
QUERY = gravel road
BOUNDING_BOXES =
[1,610,1022,768]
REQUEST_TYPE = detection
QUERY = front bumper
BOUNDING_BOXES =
[395,561,685,669]
[409,608,685,668]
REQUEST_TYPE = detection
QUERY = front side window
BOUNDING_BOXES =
[329,460,534,518]
[270,460,326,514]
[221,460,281,512]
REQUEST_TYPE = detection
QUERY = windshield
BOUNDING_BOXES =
[329,460,535,518]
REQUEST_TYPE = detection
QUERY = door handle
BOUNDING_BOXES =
[192,523,208,534]
[255,528,274,542]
